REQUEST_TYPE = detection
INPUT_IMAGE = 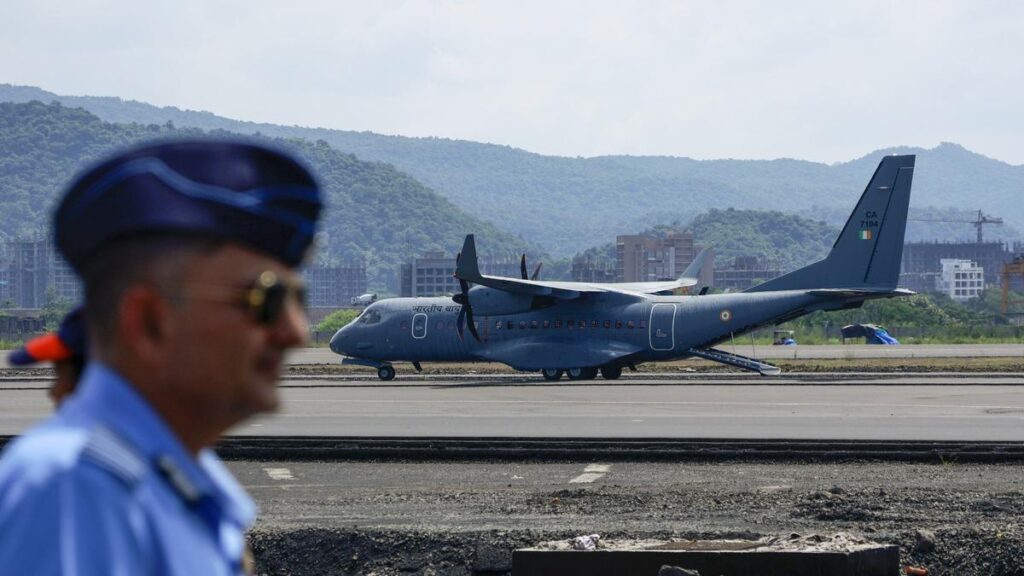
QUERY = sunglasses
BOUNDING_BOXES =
[181,271,308,325]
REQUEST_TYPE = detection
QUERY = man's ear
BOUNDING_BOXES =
[117,286,173,365]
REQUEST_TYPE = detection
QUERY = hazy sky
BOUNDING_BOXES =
[3,1,1022,164]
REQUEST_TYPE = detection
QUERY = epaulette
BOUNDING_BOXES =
[81,426,146,487]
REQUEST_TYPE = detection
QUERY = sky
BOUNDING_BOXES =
[2,1,1022,164]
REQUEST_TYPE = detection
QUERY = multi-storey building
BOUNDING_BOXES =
[399,252,526,297]
[937,259,985,301]
[713,256,782,291]
[615,231,713,287]
[302,263,367,307]
[3,236,81,308]
[900,241,1015,292]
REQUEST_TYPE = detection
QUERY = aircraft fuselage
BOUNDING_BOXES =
[330,289,836,372]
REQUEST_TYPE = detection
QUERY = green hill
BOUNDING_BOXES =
[572,210,839,275]
[0,101,539,289]
[2,84,1022,257]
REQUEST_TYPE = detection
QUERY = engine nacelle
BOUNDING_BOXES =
[466,286,536,316]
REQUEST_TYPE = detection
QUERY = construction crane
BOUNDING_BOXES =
[908,210,1004,243]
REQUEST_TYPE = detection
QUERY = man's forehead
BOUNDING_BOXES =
[186,244,299,282]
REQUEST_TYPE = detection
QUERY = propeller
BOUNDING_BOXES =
[453,252,482,342]
[521,254,543,280]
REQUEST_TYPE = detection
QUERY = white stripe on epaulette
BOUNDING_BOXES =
[82,426,146,486]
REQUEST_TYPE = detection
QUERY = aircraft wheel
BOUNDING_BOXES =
[567,367,599,381]
[377,365,396,381]
[541,368,564,381]
[600,365,622,380]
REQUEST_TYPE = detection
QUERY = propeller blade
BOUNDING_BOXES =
[465,301,481,342]
[456,302,466,340]
[520,254,528,280]
[455,278,481,342]
[531,262,543,280]
[454,250,481,342]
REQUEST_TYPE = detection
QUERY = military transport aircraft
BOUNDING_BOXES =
[330,155,915,381]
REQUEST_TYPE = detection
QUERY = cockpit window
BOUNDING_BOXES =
[358,308,382,325]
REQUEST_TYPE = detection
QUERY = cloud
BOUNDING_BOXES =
[2,0,1022,163]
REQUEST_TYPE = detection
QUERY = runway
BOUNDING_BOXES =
[285,343,1024,364]
[2,373,1021,441]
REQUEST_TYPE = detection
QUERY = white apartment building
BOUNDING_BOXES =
[937,258,984,301]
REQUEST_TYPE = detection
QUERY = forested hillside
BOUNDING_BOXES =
[572,211,838,276]
[4,84,1021,258]
[0,101,539,289]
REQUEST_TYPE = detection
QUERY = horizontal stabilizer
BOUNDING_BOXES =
[808,288,916,299]
[687,347,781,376]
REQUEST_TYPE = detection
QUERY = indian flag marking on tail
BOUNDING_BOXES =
[859,230,873,240]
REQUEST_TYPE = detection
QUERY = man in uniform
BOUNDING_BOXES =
[0,140,322,575]
[8,308,87,406]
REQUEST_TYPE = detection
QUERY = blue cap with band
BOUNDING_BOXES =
[54,139,323,272]
[8,308,87,367]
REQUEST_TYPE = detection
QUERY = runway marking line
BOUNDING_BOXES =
[570,464,611,484]
[264,468,295,481]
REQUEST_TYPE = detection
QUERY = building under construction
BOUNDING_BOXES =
[899,241,1022,294]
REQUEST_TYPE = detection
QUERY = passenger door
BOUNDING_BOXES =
[649,304,675,351]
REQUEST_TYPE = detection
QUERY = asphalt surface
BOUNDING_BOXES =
[284,343,1024,365]
[2,373,1022,440]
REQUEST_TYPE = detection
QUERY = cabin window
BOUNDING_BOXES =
[543,320,550,329]
[436,320,445,330]
[579,320,587,329]
[615,320,623,329]
[530,320,538,329]
[639,320,648,329]
[447,320,455,329]
[555,319,563,329]
[627,320,635,329]
[507,321,514,330]
[591,320,599,329]
[400,320,409,329]
[519,321,527,329]
[495,321,503,330]
[603,320,611,329]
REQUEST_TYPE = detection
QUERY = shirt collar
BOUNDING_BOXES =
[69,362,256,525]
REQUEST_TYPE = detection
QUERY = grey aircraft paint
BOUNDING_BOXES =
[331,155,916,380]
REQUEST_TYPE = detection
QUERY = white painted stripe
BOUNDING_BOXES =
[570,463,612,483]
[569,472,605,484]
[264,468,295,481]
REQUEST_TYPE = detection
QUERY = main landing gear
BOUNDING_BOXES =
[541,365,624,381]
[377,365,396,381]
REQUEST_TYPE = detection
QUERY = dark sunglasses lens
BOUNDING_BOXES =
[259,284,287,325]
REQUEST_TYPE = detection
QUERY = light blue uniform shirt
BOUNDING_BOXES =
[0,363,256,575]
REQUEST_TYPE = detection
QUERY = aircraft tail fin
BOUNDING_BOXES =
[681,247,709,280]
[746,155,915,293]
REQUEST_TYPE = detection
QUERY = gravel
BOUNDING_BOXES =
[243,460,1024,575]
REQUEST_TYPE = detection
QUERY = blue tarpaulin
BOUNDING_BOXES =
[841,324,899,345]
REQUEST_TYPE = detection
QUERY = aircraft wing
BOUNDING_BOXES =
[455,235,644,301]
[455,236,708,300]
[605,248,709,294]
